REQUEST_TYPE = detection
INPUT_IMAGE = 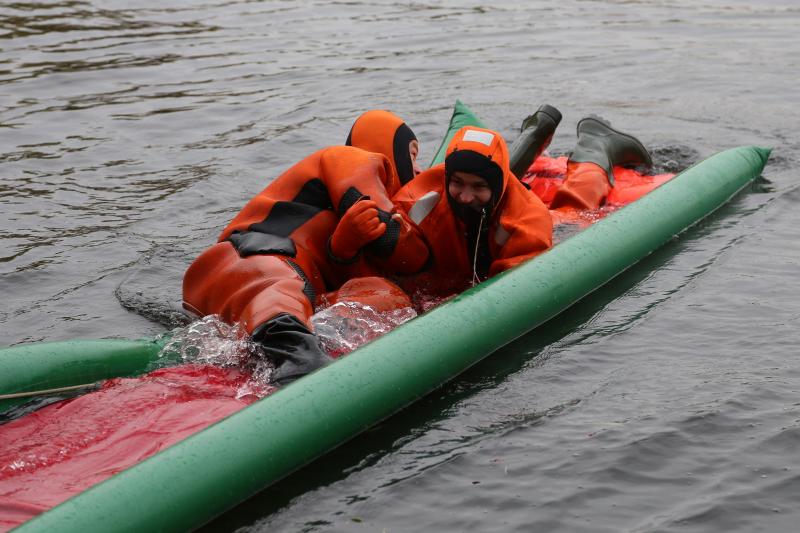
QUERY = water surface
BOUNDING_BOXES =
[1,1,798,531]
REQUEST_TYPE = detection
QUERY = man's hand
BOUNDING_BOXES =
[330,199,387,260]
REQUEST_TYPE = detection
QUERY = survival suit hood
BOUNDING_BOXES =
[444,126,510,219]
[346,110,418,188]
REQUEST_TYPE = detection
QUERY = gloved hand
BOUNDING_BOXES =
[330,199,386,260]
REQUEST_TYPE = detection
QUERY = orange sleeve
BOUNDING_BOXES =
[489,183,553,276]
[217,150,328,242]
[367,210,430,274]
[320,147,429,273]
[218,194,275,242]
[318,146,398,213]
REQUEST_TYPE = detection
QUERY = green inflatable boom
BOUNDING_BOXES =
[0,338,167,413]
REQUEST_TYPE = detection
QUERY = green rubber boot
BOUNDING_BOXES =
[508,104,562,178]
[568,116,652,186]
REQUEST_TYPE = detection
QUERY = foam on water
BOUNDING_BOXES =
[311,301,418,358]
[159,316,273,399]
[155,303,417,397]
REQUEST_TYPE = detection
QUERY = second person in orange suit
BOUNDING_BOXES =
[183,110,428,385]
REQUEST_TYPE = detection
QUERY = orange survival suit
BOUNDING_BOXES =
[393,126,553,298]
[182,110,426,384]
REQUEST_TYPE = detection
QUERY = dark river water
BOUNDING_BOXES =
[2,1,799,531]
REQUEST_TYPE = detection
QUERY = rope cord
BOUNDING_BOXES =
[0,382,98,400]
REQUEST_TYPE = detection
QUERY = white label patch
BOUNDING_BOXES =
[462,129,494,146]
[409,191,440,225]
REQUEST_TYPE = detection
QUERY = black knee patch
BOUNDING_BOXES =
[227,231,297,257]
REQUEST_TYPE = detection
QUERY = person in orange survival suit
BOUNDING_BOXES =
[389,126,553,300]
[183,110,428,385]
[548,116,653,210]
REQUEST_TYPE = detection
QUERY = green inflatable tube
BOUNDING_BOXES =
[0,338,168,413]
[17,142,770,532]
